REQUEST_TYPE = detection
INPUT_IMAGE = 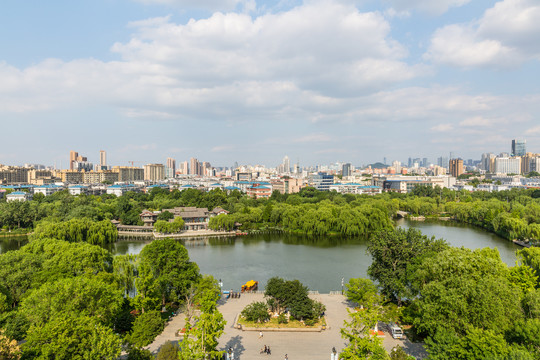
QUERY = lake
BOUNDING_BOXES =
[0,219,519,293]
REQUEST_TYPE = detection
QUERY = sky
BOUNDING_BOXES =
[1,0,540,168]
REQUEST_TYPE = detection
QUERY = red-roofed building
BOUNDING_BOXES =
[246,184,272,199]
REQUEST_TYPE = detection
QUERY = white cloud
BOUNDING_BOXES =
[526,126,540,135]
[430,123,453,132]
[384,0,471,15]
[425,0,540,68]
[0,2,420,118]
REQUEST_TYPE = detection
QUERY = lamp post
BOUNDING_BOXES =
[341,278,344,295]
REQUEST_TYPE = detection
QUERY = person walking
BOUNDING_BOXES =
[259,330,263,339]
[284,354,288,360]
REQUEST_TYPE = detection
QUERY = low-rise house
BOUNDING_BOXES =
[6,191,32,202]
[68,185,88,196]
[34,184,64,196]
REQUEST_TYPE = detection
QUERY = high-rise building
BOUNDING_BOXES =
[144,164,165,181]
[190,158,201,176]
[494,157,521,174]
[342,163,351,177]
[112,166,144,182]
[449,159,464,177]
[512,139,526,157]
[282,155,290,174]
[100,150,107,167]
[70,151,78,170]
[437,156,448,168]
[166,157,176,178]
[392,160,401,174]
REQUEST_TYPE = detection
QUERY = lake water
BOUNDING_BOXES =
[0,220,520,293]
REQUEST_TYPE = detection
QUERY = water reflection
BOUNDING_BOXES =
[0,236,28,254]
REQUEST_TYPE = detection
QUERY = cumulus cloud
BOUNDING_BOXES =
[0,2,421,119]
[424,0,540,68]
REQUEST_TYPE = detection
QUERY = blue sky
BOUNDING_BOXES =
[1,0,540,168]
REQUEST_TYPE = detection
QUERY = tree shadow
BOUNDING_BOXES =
[222,335,245,359]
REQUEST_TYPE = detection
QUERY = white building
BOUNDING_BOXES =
[68,185,88,196]
[6,191,31,202]
[34,185,64,196]
[494,157,521,175]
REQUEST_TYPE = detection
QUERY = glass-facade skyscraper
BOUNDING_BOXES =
[512,139,526,157]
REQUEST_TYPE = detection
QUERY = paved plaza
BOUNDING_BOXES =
[146,292,427,359]
[216,293,427,360]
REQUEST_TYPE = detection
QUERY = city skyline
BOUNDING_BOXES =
[1,0,539,165]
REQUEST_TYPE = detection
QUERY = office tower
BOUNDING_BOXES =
[283,155,290,173]
[383,157,387,165]
[422,158,428,168]
[166,157,176,178]
[408,157,412,168]
[342,163,351,177]
[144,164,165,181]
[70,151,78,170]
[100,150,107,167]
[437,156,448,168]
[392,160,401,174]
[512,139,526,157]
[449,159,464,177]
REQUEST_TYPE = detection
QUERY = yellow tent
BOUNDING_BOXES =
[245,280,256,288]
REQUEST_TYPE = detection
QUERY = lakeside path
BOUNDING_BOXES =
[146,293,427,359]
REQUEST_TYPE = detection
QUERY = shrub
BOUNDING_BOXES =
[126,346,154,360]
[157,341,180,360]
[125,310,165,347]
[277,313,288,324]
[241,302,270,323]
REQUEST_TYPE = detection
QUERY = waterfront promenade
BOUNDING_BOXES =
[148,292,427,359]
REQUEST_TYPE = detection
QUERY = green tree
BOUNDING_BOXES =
[136,238,200,309]
[179,290,226,360]
[411,247,522,337]
[367,228,448,305]
[156,341,180,360]
[125,310,165,348]
[20,276,123,328]
[345,278,378,307]
[241,302,270,322]
[23,315,122,360]
[426,327,510,360]
[340,308,389,360]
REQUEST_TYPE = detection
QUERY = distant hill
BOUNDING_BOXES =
[366,162,388,169]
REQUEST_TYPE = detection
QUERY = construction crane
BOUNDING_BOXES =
[127,161,144,167]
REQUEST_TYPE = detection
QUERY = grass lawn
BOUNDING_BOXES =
[238,316,326,329]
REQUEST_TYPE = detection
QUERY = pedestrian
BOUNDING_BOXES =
[284,354,288,360]
[267,346,271,355]
[259,330,263,339]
